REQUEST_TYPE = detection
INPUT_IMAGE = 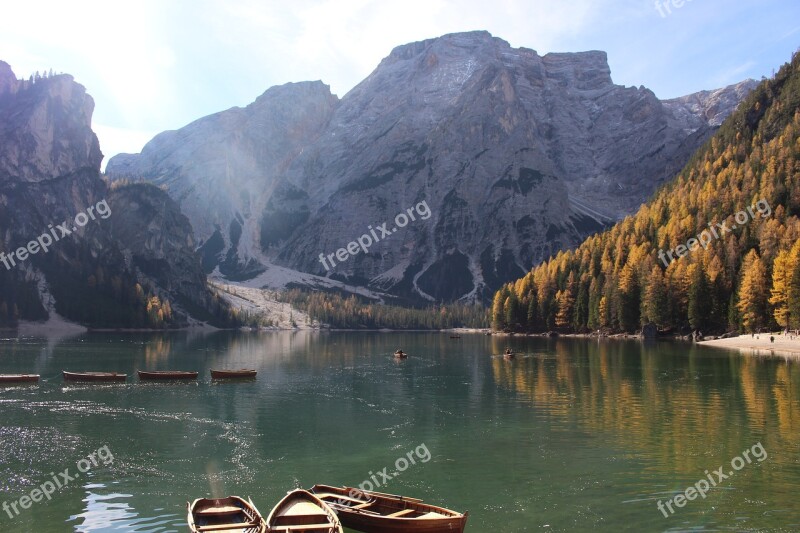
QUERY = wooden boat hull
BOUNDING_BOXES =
[310,485,468,533]
[211,369,257,379]
[63,371,127,382]
[187,495,266,533]
[138,371,198,380]
[0,374,40,383]
[333,512,468,533]
[267,489,342,533]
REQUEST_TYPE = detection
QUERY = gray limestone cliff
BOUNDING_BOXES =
[0,62,228,327]
[107,31,756,302]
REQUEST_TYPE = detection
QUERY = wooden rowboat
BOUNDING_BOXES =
[0,374,40,384]
[310,484,468,533]
[394,350,408,359]
[266,489,342,533]
[503,349,514,359]
[187,495,266,533]
[63,371,127,382]
[210,369,257,379]
[138,370,199,380]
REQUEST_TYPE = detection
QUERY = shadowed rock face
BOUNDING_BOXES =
[0,62,223,327]
[107,31,756,303]
[0,64,102,186]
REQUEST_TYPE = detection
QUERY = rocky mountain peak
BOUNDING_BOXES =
[0,64,101,184]
[105,33,756,303]
[541,50,612,90]
[253,80,336,104]
[0,59,235,328]
[376,31,613,92]
[106,78,341,280]
[0,60,16,94]
[382,30,502,63]
[664,78,759,128]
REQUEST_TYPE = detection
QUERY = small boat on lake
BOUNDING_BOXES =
[310,484,468,533]
[138,370,199,380]
[0,374,40,384]
[187,495,266,533]
[210,369,257,379]
[503,348,514,359]
[62,371,127,382]
[394,350,408,359]
[266,489,342,533]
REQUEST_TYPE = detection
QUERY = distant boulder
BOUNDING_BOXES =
[640,323,658,340]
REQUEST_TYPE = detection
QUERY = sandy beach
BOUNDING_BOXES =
[700,333,800,357]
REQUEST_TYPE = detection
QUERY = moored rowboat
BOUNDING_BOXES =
[211,369,257,379]
[310,484,468,533]
[0,374,40,383]
[187,495,266,533]
[267,489,342,533]
[62,371,127,382]
[138,370,199,380]
[394,350,408,359]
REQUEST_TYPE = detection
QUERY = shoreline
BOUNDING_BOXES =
[2,325,492,335]
[699,333,800,357]
[11,323,799,358]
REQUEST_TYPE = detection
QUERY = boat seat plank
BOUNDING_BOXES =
[281,502,324,516]
[351,502,374,510]
[196,505,243,516]
[386,508,416,517]
[274,514,328,522]
[272,513,333,528]
[196,521,257,531]
[270,524,333,533]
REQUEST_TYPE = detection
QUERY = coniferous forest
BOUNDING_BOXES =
[278,288,489,329]
[492,51,800,335]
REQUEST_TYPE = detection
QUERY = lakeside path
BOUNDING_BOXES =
[700,333,800,357]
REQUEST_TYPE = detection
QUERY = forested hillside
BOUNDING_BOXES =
[278,289,489,329]
[492,51,800,334]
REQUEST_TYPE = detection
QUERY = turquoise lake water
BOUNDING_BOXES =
[0,331,798,532]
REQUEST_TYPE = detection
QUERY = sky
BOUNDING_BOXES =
[2,0,798,169]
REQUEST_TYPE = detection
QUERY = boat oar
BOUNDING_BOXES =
[343,486,423,503]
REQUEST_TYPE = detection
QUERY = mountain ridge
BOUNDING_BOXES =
[107,31,757,303]
[490,50,800,334]
[0,62,237,328]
